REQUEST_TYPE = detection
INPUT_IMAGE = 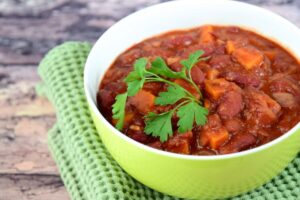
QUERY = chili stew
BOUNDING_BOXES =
[97,25,300,155]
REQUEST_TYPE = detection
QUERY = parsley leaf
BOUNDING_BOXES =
[124,71,139,82]
[155,85,187,106]
[112,50,209,142]
[134,57,147,77]
[144,111,173,142]
[125,58,147,96]
[112,92,128,130]
[180,50,205,70]
[127,79,145,96]
[180,50,209,98]
[177,101,209,133]
[149,57,185,78]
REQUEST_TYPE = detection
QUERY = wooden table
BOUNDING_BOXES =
[1,0,300,199]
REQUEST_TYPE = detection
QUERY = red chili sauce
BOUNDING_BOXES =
[97,25,300,155]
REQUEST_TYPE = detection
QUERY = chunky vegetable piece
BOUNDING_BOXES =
[232,47,264,70]
[128,90,156,114]
[164,131,193,154]
[98,25,300,155]
[199,25,215,43]
[199,114,229,150]
[201,127,229,149]
[204,78,231,100]
[226,40,236,54]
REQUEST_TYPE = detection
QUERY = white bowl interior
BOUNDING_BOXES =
[84,0,300,159]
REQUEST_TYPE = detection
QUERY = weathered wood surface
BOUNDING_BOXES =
[0,0,300,199]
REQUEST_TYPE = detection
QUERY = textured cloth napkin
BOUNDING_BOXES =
[37,42,300,200]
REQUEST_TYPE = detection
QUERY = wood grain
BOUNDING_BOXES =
[0,174,69,200]
[0,0,300,199]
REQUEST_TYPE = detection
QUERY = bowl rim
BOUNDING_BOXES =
[84,0,300,160]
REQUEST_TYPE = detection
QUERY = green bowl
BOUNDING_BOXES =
[84,0,300,199]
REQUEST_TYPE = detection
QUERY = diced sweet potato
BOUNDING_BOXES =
[199,26,214,43]
[112,111,134,127]
[128,90,155,114]
[226,40,248,54]
[200,127,229,150]
[232,47,264,70]
[226,40,236,54]
[164,131,193,154]
[206,69,219,80]
[199,114,229,150]
[166,140,190,154]
[204,78,231,100]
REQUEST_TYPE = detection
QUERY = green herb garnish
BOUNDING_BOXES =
[112,50,209,141]
[144,111,174,142]
[112,92,128,130]
[177,101,208,133]
[155,85,186,106]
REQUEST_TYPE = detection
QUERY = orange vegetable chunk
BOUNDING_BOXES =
[199,26,214,43]
[112,111,134,127]
[200,127,229,150]
[206,69,219,80]
[232,47,264,70]
[226,40,236,54]
[128,90,155,114]
[164,131,193,154]
[204,78,231,100]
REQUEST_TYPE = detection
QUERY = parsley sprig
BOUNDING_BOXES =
[112,50,209,142]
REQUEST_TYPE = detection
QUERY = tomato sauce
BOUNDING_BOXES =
[98,25,300,155]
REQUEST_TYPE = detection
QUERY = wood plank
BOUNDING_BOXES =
[0,65,63,198]
[0,174,69,200]
[0,0,161,65]
[0,66,57,175]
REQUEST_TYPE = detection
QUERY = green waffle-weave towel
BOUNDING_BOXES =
[37,42,300,200]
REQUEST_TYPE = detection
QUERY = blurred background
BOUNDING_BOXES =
[0,0,300,199]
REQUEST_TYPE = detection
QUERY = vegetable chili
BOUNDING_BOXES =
[97,25,300,155]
